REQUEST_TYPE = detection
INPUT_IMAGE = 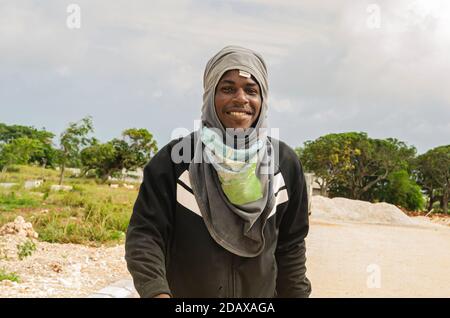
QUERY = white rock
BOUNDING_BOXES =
[50,185,73,192]
[24,180,43,189]
[14,216,25,224]
[0,183,17,189]
[0,216,39,238]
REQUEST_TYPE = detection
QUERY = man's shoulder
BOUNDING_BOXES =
[269,137,300,167]
[270,138,304,192]
[143,133,195,175]
[166,132,196,151]
[150,132,195,158]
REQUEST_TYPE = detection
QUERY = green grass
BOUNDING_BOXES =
[17,240,37,260]
[0,268,20,283]
[0,165,60,183]
[0,191,40,210]
[33,195,131,245]
[0,165,138,246]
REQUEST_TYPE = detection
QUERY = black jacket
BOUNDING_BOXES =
[125,134,311,298]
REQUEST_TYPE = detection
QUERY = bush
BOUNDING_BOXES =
[33,198,131,245]
[33,182,51,195]
[430,201,449,214]
[61,192,87,208]
[0,268,20,283]
[17,240,37,260]
[83,200,130,234]
[377,170,425,211]
[71,184,86,193]
[5,166,20,173]
[45,190,90,209]
[405,184,425,211]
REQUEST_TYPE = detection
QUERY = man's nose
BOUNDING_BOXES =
[233,88,249,105]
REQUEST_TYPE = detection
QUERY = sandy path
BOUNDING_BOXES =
[1,217,449,297]
[306,219,450,297]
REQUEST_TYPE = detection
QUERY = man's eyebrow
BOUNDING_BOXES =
[219,79,259,87]
[219,79,235,85]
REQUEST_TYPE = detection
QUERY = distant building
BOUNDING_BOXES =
[305,173,324,194]
[304,172,326,215]
[304,173,314,214]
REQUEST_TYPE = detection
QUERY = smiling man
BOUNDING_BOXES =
[125,45,311,298]
[214,69,262,129]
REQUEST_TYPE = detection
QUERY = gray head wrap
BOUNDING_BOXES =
[188,45,276,257]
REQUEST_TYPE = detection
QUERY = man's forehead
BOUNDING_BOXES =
[219,69,258,84]
[238,70,251,78]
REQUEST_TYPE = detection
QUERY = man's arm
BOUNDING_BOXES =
[275,154,311,298]
[125,146,175,298]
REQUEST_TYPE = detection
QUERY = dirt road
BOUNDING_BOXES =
[306,219,450,297]
[1,216,449,297]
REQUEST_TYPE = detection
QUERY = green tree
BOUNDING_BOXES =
[81,128,158,182]
[80,142,116,180]
[350,138,416,200]
[0,137,43,176]
[58,116,94,185]
[0,123,56,167]
[298,132,416,200]
[298,132,364,196]
[374,170,424,211]
[416,145,450,213]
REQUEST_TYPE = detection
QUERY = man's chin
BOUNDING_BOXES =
[223,117,256,129]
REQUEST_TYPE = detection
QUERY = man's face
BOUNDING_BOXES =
[214,69,262,129]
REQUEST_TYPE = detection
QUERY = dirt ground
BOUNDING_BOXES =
[1,216,449,297]
[306,218,450,297]
[0,235,129,298]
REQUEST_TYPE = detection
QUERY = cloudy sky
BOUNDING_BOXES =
[1,0,449,153]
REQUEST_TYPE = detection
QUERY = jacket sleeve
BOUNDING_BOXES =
[275,153,311,298]
[125,146,175,298]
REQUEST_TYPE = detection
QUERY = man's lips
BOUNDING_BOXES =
[225,110,253,120]
[224,108,253,117]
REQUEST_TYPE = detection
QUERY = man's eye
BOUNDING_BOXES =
[246,89,258,95]
[222,87,234,93]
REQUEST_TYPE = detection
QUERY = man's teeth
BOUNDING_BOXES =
[229,112,251,118]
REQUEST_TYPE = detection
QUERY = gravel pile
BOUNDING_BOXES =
[0,216,39,239]
[311,196,416,226]
[0,216,130,298]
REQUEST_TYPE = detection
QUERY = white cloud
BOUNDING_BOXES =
[1,0,449,153]
[269,96,295,113]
